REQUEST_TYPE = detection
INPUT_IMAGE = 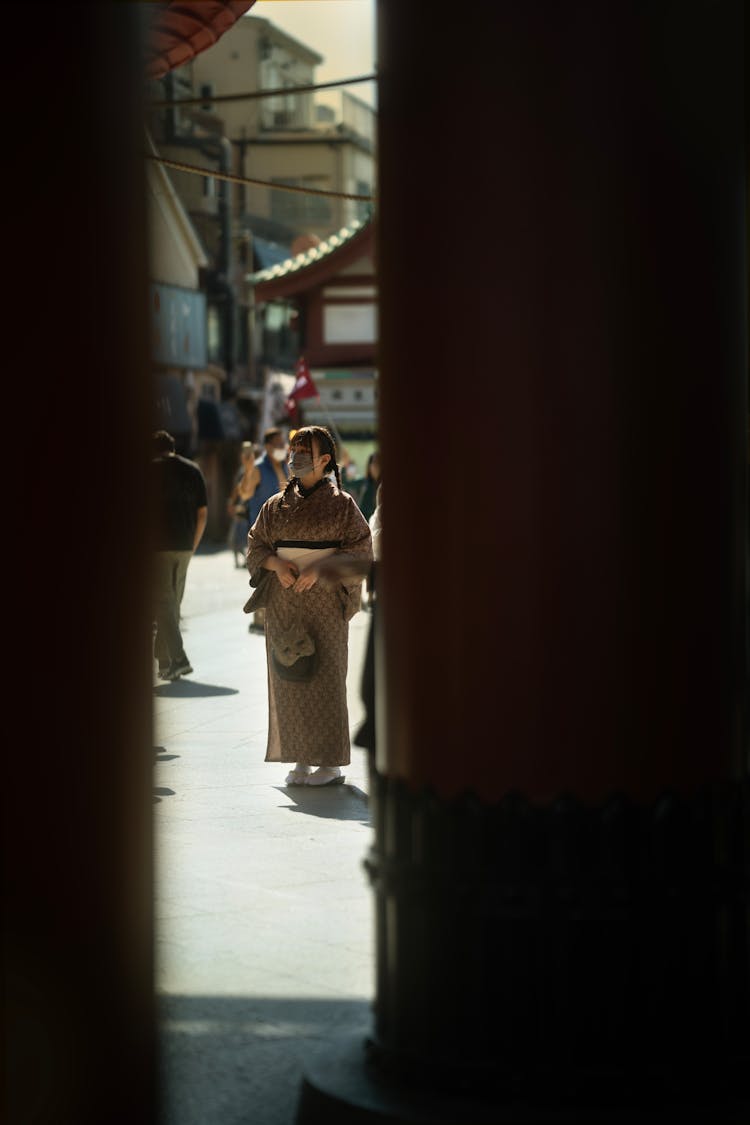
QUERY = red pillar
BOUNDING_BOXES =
[5,8,156,1125]
[299,2,748,1121]
[376,1,746,807]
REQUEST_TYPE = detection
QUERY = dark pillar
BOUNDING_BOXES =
[297,2,748,1122]
[5,7,156,1125]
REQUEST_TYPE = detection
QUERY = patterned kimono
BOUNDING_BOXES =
[246,479,373,766]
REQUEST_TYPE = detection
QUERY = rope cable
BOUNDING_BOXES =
[146,153,375,202]
[146,73,378,110]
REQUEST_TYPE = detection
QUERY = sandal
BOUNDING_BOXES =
[285,765,312,786]
[305,767,345,787]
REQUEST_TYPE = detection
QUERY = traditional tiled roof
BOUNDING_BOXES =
[248,215,372,285]
[144,1,256,80]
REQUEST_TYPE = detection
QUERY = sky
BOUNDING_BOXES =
[250,0,377,107]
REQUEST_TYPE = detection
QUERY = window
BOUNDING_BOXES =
[271,178,332,226]
[207,304,222,364]
[355,180,371,222]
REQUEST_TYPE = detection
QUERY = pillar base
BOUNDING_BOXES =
[364,775,749,1099]
[295,1033,748,1125]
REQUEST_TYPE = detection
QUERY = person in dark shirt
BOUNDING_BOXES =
[350,450,381,522]
[152,429,208,680]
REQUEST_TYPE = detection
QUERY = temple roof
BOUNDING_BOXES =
[248,215,374,298]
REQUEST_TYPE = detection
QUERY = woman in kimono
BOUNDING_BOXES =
[246,426,373,787]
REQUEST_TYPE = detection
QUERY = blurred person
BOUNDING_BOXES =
[322,481,381,757]
[339,446,359,483]
[351,451,381,608]
[245,425,372,787]
[353,481,382,756]
[152,429,208,680]
[350,450,381,521]
[226,441,255,568]
[369,482,383,571]
[242,427,290,632]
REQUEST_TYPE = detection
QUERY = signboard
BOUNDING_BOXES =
[323,303,376,345]
[150,283,207,368]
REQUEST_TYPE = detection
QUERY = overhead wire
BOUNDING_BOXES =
[146,70,378,200]
[146,72,378,109]
[145,47,376,399]
[145,153,376,202]
[146,70,377,200]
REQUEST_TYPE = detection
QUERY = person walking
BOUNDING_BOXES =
[245,425,373,787]
[243,427,290,633]
[152,429,208,680]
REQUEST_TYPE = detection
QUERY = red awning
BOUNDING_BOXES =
[144,1,257,79]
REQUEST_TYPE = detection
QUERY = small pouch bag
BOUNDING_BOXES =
[270,616,318,682]
[242,564,317,682]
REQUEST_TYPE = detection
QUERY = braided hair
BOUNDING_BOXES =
[280,425,342,507]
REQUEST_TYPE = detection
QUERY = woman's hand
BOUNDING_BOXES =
[264,555,299,588]
[293,565,319,593]
[316,555,370,586]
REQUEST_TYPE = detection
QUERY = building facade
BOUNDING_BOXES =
[146,131,244,541]
[144,11,377,414]
[250,215,377,465]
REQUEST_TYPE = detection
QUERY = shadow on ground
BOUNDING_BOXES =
[154,681,239,698]
[276,785,370,825]
[159,994,372,1125]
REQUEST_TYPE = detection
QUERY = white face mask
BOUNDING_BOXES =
[289,451,315,478]
[272,447,287,462]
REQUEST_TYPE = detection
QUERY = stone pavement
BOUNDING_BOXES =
[153,544,375,1125]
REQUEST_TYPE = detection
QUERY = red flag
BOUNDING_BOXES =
[290,356,319,400]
